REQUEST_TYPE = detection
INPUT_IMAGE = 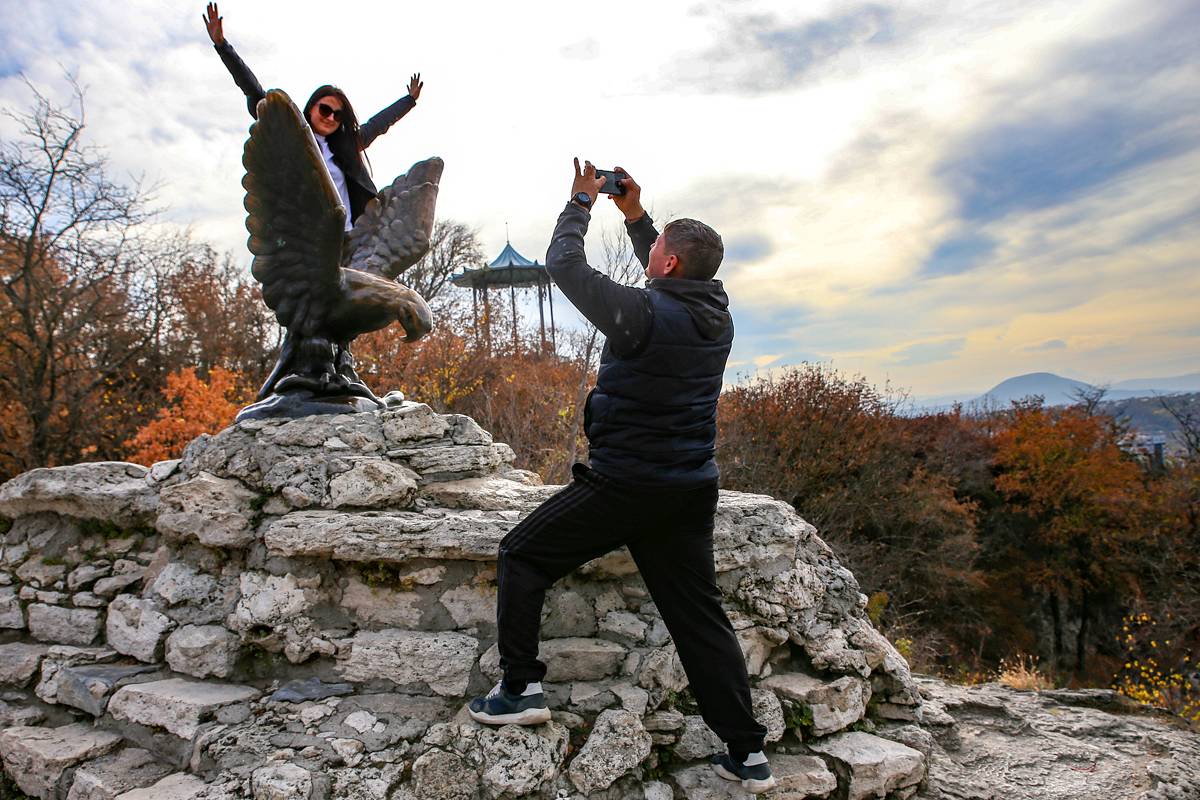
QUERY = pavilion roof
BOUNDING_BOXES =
[450,240,551,289]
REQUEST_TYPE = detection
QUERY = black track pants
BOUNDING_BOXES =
[495,463,768,753]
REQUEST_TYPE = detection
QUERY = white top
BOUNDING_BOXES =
[316,135,354,232]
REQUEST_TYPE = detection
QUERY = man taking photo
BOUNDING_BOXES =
[467,160,774,794]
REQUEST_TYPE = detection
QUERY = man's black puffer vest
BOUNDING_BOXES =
[586,279,734,488]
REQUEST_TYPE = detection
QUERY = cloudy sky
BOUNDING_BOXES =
[2,0,1197,398]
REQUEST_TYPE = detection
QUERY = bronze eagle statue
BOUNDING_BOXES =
[236,90,440,421]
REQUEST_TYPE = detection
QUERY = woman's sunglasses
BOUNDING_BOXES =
[316,102,343,123]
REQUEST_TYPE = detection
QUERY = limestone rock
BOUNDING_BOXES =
[263,508,511,564]
[578,547,639,578]
[106,595,175,662]
[0,586,24,628]
[327,459,419,509]
[111,772,210,799]
[28,603,102,645]
[644,709,685,731]
[0,462,156,524]
[156,472,259,547]
[231,571,317,631]
[540,637,626,681]
[33,645,119,704]
[712,491,809,575]
[68,564,112,591]
[674,715,726,760]
[637,644,689,695]
[735,624,779,677]
[410,747,475,800]
[769,754,839,799]
[386,442,513,478]
[570,682,616,713]
[751,688,786,743]
[147,562,226,624]
[0,641,49,687]
[92,570,145,599]
[337,630,477,695]
[612,682,650,715]
[567,708,652,794]
[268,676,354,703]
[1,542,30,569]
[339,574,424,627]
[250,763,329,799]
[419,476,553,512]
[599,610,647,642]
[108,678,260,739]
[0,722,122,799]
[380,402,451,444]
[165,624,241,679]
[410,721,570,798]
[912,675,1200,800]
[66,746,174,800]
[808,730,924,800]
[643,782,674,800]
[0,699,44,727]
[147,459,181,483]
[764,672,871,737]
[541,590,597,638]
[478,721,570,798]
[438,584,497,629]
[672,762,758,799]
[329,737,365,766]
[17,556,68,586]
[39,661,158,716]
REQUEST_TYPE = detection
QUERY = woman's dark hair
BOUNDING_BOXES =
[302,85,371,179]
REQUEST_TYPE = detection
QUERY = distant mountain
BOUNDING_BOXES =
[1111,373,1200,393]
[978,372,1093,406]
[911,370,1200,413]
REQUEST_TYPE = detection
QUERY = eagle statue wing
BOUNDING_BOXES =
[242,90,346,337]
[342,157,444,279]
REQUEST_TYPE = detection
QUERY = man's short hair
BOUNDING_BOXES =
[663,218,723,281]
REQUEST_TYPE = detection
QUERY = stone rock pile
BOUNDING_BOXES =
[0,402,1040,798]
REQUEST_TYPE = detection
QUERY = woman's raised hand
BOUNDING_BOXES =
[202,2,225,46]
[408,73,424,101]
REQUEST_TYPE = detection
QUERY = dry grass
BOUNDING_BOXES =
[996,653,1055,691]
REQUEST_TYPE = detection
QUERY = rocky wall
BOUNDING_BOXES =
[0,403,932,799]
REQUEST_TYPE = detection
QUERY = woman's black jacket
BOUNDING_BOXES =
[213,40,416,223]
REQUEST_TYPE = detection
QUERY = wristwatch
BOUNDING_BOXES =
[571,191,593,210]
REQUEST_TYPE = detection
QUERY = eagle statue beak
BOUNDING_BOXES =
[398,292,434,342]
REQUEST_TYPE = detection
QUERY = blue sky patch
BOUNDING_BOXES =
[919,232,995,278]
[724,233,774,265]
[941,108,1196,223]
[755,5,895,80]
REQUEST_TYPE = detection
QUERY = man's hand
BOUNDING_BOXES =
[408,73,424,101]
[571,158,606,209]
[609,165,645,222]
[203,2,225,46]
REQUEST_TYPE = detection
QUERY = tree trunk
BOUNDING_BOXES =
[1075,587,1090,678]
[1049,590,1064,671]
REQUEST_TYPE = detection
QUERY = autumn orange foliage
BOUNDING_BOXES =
[124,367,250,465]
[990,402,1151,676]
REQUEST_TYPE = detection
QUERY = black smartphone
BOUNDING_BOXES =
[594,168,627,196]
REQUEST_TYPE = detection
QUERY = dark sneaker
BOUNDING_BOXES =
[711,751,777,794]
[467,681,551,725]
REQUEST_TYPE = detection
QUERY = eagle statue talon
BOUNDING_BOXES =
[234,89,442,422]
